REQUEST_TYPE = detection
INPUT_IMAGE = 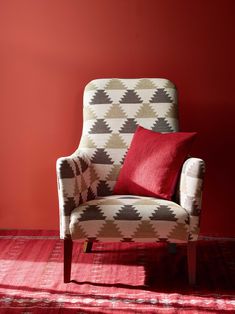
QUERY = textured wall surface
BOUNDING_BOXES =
[0,0,234,236]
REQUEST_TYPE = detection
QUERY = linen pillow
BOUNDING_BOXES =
[113,126,196,200]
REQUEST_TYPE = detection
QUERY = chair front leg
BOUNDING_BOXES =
[64,238,73,283]
[187,241,196,286]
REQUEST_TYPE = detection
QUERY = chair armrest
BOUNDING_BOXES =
[179,157,205,241]
[56,151,97,239]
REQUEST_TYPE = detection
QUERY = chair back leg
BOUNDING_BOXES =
[83,240,93,253]
[64,238,73,283]
[187,241,196,286]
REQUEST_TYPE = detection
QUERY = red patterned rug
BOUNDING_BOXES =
[0,230,235,313]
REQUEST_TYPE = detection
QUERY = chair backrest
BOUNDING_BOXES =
[78,78,178,196]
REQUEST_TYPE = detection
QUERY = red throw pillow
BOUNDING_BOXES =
[113,126,196,200]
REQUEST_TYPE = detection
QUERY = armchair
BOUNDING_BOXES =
[56,78,205,285]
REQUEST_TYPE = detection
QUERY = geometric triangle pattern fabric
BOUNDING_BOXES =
[166,104,177,118]
[104,104,127,119]
[150,220,177,240]
[91,148,114,164]
[80,158,89,172]
[113,205,142,220]
[179,157,206,241]
[79,135,96,148]
[120,90,143,103]
[96,220,124,239]
[132,221,159,240]
[105,165,122,181]
[119,118,139,133]
[151,117,174,132]
[56,78,205,243]
[73,161,81,176]
[97,180,112,196]
[78,205,106,221]
[135,103,158,118]
[80,78,178,196]
[102,148,126,168]
[134,78,157,89]
[70,224,88,239]
[87,186,96,201]
[59,160,75,178]
[81,175,88,192]
[150,88,173,103]
[167,223,189,242]
[105,78,127,90]
[187,161,205,179]
[104,134,128,149]
[89,119,112,134]
[89,90,112,104]
[83,106,97,120]
[70,195,189,243]
[150,205,178,221]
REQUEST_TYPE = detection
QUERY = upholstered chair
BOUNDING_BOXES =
[56,78,205,285]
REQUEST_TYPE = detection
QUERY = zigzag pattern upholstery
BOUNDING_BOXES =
[57,78,205,243]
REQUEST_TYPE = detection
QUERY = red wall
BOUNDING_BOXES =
[0,0,235,236]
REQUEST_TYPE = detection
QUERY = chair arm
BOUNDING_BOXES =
[56,151,97,239]
[179,157,205,241]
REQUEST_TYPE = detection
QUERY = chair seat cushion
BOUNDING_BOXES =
[70,195,189,243]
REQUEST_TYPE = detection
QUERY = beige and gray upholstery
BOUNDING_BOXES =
[56,78,205,284]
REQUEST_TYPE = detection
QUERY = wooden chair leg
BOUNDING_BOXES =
[83,240,93,253]
[64,238,73,283]
[168,243,177,254]
[187,241,196,286]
